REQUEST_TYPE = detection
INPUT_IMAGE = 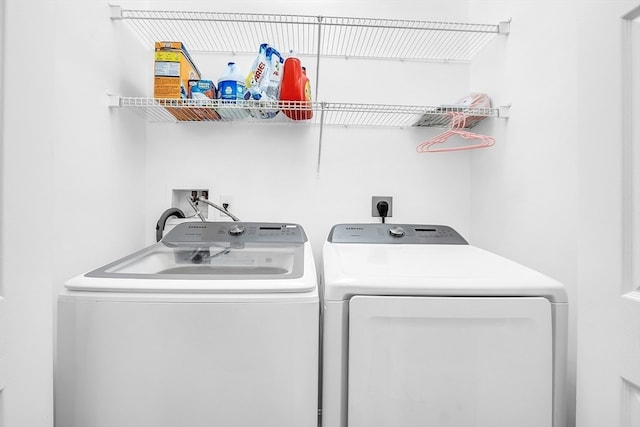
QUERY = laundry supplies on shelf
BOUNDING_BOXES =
[217,62,250,120]
[186,80,220,120]
[279,56,313,120]
[218,62,246,101]
[244,43,285,118]
[153,41,200,99]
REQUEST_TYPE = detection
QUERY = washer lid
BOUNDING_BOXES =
[68,222,315,292]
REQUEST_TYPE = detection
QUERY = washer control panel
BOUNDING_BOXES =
[328,224,468,244]
[163,222,307,244]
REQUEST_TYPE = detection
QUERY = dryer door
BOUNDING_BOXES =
[348,296,553,427]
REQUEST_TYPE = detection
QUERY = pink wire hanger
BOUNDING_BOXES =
[416,108,495,153]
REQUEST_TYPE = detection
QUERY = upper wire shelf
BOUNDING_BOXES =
[110,96,504,127]
[110,6,510,62]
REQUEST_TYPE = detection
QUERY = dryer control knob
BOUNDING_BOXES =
[228,225,245,236]
[388,226,405,238]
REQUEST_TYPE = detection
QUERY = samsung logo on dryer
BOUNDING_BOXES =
[187,225,207,229]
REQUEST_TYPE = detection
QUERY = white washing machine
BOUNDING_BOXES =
[321,223,568,427]
[56,222,319,427]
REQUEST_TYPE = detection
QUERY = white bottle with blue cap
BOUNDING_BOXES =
[217,62,249,120]
[218,62,245,101]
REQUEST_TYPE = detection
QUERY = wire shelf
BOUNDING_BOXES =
[114,97,500,128]
[111,7,509,61]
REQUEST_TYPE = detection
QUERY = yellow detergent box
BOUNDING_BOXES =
[154,41,201,99]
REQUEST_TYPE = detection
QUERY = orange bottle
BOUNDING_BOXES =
[279,57,313,120]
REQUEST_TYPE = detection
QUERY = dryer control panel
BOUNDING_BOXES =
[327,224,468,244]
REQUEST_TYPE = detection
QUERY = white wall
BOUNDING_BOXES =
[468,1,639,427]
[468,1,579,425]
[51,1,148,289]
[1,1,56,425]
[1,1,147,426]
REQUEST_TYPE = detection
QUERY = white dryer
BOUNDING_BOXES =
[321,224,568,427]
[56,222,319,427]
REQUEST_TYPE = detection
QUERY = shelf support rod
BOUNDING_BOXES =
[314,16,323,102]
[317,102,326,174]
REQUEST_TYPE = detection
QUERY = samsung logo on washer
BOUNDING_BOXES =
[187,224,207,229]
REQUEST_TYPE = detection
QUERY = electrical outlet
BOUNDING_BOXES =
[217,195,234,219]
[172,188,210,219]
[371,196,393,218]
